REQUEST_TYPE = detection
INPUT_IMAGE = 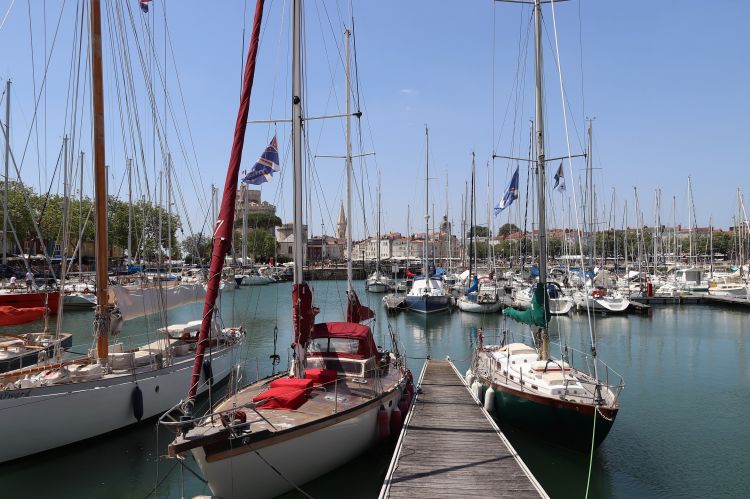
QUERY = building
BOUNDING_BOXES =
[275,223,307,261]
[235,185,277,217]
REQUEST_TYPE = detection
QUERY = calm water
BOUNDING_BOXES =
[2,281,749,498]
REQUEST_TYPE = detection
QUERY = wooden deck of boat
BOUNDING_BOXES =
[380,359,547,498]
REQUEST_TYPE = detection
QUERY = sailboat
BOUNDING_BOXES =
[0,0,243,463]
[163,7,409,498]
[570,121,630,314]
[366,175,388,292]
[458,154,501,313]
[469,0,623,450]
[404,127,453,314]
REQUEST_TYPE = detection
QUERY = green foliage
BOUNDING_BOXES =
[0,180,180,258]
[498,223,520,236]
[235,228,277,261]
[234,212,282,233]
[182,233,213,264]
[469,225,489,238]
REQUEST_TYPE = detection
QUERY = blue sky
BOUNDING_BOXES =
[0,0,748,243]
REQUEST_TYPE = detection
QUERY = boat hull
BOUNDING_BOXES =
[404,294,452,314]
[457,298,500,314]
[366,282,388,293]
[0,344,240,463]
[0,291,60,314]
[479,375,617,450]
[193,388,403,499]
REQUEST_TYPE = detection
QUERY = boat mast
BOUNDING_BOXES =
[423,126,430,278]
[3,80,9,265]
[127,158,133,266]
[376,173,381,279]
[292,0,304,285]
[469,153,475,283]
[532,0,550,361]
[90,0,111,363]
[79,152,84,275]
[345,28,353,293]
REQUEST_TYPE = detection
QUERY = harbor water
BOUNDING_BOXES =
[2,280,748,498]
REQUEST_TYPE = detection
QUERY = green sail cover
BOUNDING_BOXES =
[503,282,550,327]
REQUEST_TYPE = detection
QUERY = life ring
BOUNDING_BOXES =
[592,289,603,299]
[83,288,91,294]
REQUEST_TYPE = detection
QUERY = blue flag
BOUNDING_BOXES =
[242,135,280,185]
[553,161,566,192]
[494,166,519,215]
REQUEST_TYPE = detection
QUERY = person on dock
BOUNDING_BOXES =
[24,271,34,291]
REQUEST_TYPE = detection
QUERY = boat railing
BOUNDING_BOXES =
[159,358,403,438]
[483,328,625,404]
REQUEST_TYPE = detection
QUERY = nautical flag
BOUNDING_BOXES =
[494,166,519,215]
[139,0,152,13]
[553,162,566,192]
[242,135,281,185]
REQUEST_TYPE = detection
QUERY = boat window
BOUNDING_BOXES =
[329,339,360,354]
[309,338,328,353]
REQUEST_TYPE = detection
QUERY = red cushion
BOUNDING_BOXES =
[269,377,314,395]
[305,368,337,387]
[252,386,308,410]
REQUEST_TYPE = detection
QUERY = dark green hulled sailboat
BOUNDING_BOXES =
[469,0,623,451]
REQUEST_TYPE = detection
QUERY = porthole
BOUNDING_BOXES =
[155,385,160,393]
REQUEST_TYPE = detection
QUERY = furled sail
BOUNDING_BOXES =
[503,282,549,328]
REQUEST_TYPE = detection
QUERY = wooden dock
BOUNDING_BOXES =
[380,359,547,499]
[631,294,750,309]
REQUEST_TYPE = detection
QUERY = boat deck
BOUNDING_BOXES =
[380,359,547,498]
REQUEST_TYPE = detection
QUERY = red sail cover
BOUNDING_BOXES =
[292,282,316,347]
[187,0,265,402]
[346,290,374,323]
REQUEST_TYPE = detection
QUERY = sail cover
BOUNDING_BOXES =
[503,282,549,328]
[346,290,374,323]
[293,282,317,347]
[109,283,206,321]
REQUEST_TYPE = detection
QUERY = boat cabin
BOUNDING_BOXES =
[306,322,379,379]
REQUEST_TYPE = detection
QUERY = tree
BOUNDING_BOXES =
[498,223,520,236]
[469,225,489,238]
[182,233,213,263]
[234,212,282,234]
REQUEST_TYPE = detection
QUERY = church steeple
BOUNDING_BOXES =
[336,202,347,240]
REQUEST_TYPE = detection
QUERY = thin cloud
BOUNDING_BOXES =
[400,88,417,95]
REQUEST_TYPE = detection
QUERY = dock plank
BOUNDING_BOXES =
[380,359,547,498]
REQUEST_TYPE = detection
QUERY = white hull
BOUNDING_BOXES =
[240,275,273,286]
[457,297,501,313]
[0,344,240,463]
[62,292,97,309]
[366,282,388,293]
[574,292,630,313]
[708,285,747,297]
[194,389,402,499]
[549,297,574,315]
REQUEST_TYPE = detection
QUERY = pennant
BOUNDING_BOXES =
[139,0,152,13]
[553,162,566,192]
[242,135,281,185]
[494,166,519,215]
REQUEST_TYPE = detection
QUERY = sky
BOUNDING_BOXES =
[0,0,748,245]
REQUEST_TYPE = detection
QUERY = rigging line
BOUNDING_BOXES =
[19,0,67,181]
[548,0,597,357]
[0,0,15,31]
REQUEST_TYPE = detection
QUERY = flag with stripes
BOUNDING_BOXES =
[139,0,152,13]
[494,165,519,215]
[242,135,281,185]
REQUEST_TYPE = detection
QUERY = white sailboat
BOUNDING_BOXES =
[0,1,243,463]
[470,0,622,451]
[163,9,409,498]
